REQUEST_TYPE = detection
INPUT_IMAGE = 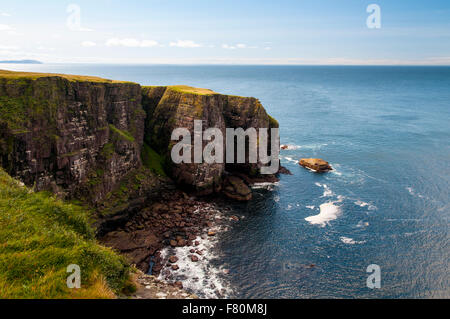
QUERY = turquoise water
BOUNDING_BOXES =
[4,64,449,298]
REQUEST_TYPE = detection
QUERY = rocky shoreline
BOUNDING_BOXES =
[131,269,198,299]
[99,172,288,298]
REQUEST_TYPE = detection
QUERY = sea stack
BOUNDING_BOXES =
[299,158,332,172]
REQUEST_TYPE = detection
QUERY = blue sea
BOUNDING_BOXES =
[4,64,449,298]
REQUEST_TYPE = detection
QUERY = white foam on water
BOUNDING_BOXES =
[306,205,315,210]
[406,187,424,198]
[251,182,280,191]
[315,183,334,197]
[305,200,342,227]
[280,144,301,150]
[274,195,280,202]
[340,237,366,245]
[330,165,342,176]
[157,207,233,299]
[354,200,377,211]
[304,166,318,173]
[280,156,298,164]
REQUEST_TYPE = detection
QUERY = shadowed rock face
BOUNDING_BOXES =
[142,86,279,194]
[0,74,145,203]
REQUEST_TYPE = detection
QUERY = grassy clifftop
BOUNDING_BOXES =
[0,168,133,299]
[0,69,135,84]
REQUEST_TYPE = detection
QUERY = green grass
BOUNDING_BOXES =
[108,124,135,143]
[168,85,217,96]
[0,69,135,84]
[141,143,166,176]
[0,168,132,299]
[268,114,279,128]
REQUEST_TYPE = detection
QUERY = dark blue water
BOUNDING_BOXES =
[4,64,449,298]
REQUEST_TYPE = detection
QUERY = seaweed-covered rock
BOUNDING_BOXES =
[299,158,332,172]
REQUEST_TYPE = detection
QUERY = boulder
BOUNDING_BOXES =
[169,240,178,247]
[299,158,332,172]
[174,281,183,289]
[222,176,252,201]
[169,256,178,263]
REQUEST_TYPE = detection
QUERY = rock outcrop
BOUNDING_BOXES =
[142,85,280,195]
[299,158,332,172]
[222,175,252,201]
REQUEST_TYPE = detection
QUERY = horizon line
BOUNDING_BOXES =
[2,62,450,67]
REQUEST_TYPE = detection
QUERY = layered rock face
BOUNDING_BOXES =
[143,86,279,195]
[0,72,145,203]
[0,71,279,205]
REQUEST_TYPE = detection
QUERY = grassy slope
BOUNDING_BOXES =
[0,169,132,299]
[141,143,166,176]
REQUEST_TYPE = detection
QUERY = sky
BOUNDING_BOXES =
[0,0,450,65]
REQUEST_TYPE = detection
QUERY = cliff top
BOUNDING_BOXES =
[0,69,135,84]
[168,85,217,95]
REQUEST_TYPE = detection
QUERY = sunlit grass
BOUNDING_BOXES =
[0,168,132,299]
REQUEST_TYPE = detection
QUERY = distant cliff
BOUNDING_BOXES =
[0,70,279,208]
[0,60,43,64]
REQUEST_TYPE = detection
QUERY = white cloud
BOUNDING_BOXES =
[37,46,56,51]
[0,24,12,31]
[169,40,202,48]
[81,41,97,47]
[0,12,11,17]
[0,45,19,50]
[106,38,160,48]
[222,43,258,50]
[222,44,236,50]
[140,40,160,47]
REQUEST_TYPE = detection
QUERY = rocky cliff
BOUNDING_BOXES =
[0,70,279,207]
[0,71,145,206]
[143,85,279,197]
